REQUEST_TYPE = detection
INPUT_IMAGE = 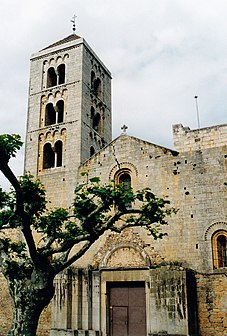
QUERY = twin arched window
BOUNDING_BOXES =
[212,230,227,268]
[45,100,64,126]
[43,141,63,169]
[47,64,65,88]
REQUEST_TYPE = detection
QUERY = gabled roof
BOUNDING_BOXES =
[80,133,179,168]
[41,34,81,51]
[107,133,178,156]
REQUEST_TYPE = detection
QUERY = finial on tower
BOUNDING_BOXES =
[71,14,77,34]
[121,124,128,134]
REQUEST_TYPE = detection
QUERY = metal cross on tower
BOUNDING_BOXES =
[121,124,128,134]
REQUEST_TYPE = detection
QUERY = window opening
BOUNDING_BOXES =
[90,106,95,119]
[56,100,64,123]
[118,172,132,209]
[45,103,56,126]
[212,230,227,268]
[119,173,131,187]
[57,64,65,85]
[93,78,101,96]
[90,146,95,157]
[43,143,54,169]
[217,235,227,267]
[91,71,95,90]
[47,67,57,88]
[92,113,101,133]
[55,140,63,167]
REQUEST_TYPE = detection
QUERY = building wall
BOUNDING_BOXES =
[50,266,198,336]
[173,123,227,152]
[196,272,227,336]
[77,133,227,274]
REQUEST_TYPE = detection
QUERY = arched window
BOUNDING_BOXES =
[93,78,101,96]
[119,173,131,188]
[91,71,95,90]
[45,103,56,126]
[57,64,65,85]
[92,113,101,133]
[56,100,64,123]
[43,143,54,169]
[47,67,57,88]
[212,230,227,268]
[55,141,63,167]
[115,170,132,209]
[90,146,95,157]
[43,141,63,170]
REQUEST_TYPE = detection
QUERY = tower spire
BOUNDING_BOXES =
[71,14,77,34]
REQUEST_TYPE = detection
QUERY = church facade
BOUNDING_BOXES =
[24,34,227,336]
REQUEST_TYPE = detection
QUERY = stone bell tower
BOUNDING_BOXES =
[24,34,112,208]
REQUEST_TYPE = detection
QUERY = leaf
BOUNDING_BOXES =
[90,177,100,183]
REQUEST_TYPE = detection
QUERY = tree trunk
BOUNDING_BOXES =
[6,268,55,336]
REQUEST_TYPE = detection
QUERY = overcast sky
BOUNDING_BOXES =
[1,0,227,189]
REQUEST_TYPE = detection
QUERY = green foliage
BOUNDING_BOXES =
[0,134,23,162]
[0,187,10,208]
[19,174,47,218]
[0,239,27,257]
[35,208,73,242]
[73,177,175,240]
[0,135,175,278]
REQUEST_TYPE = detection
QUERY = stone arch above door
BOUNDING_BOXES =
[101,242,151,268]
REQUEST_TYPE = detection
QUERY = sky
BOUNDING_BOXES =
[0,0,227,189]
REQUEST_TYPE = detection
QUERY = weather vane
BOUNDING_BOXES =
[71,14,77,34]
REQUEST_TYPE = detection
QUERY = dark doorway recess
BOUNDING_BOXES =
[107,282,146,336]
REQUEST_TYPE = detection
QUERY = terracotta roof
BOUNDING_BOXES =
[41,34,81,51]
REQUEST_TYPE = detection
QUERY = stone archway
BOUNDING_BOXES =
[101,242,151,269]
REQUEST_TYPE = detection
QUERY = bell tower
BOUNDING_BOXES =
[24,34,112,208]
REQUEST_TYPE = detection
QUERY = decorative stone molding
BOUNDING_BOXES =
[101,242,151,268]
[204,221,227,241]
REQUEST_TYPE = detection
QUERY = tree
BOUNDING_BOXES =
[0,134,175,336]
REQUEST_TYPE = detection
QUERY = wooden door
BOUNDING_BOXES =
[108,282,146,336]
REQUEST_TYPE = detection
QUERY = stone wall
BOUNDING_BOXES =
[78,133,227,274]
[173,123,227,152]
[50,266,198,336]
[149,267,198,336]
[196,272,227,336]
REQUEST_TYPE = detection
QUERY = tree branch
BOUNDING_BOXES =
[40,233,91,257]
[0,160,38,264]
[53,240,93,275]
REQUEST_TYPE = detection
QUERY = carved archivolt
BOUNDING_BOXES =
[101,242,151,268]
[204,221,227,241]
[109,162,138,181]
